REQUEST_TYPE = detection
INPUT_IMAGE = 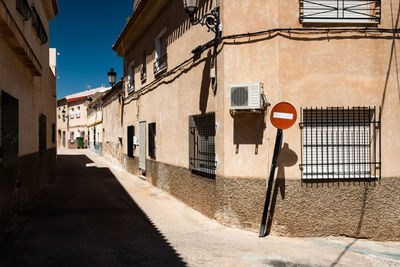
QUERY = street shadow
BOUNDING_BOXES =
[266,143,298,235]
[0,154,186,266]
[330,186,369,267]
[199,50,212,114]
[381,0,400,112]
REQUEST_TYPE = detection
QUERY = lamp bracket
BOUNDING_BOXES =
[190,6,220,37]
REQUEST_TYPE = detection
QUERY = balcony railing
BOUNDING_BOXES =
[299,0,381,24]
[16,0,32,21]
[32,6,48,44]
[127,80,134,93]
[153,54,167,75]
[140,68,147,81]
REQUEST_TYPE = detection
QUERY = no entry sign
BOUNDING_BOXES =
[260,101,297,237]
[270,102,297,130]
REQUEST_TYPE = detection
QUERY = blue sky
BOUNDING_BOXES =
[50,0,134,98]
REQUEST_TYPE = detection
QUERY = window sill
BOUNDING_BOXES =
[154,66,167,76]
[301,19,379,25]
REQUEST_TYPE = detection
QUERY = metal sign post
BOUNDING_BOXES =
[259,102,297,237]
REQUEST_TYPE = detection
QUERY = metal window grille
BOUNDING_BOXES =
[300,107,381,180]
[141,66,147,81]
[141,53,147,81]
[189,113,217,177]
[299,0,381,23]
[148,122,156,158]
[31,7,48,44]
[39,114,46,152]
[153,54,167,75]
[16,0,32,21]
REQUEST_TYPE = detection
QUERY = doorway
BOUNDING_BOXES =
[139,121,146,172]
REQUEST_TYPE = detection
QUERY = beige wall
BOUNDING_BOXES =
[112,0,400,239]
[56,101,68,148]
[121,0,219,168]
[118,0,400,178]
[0,0,57,224]
[221,0,400,179]
[0,0,57,156]
[103,89,123,162]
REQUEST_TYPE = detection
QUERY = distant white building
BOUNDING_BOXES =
[57,86,110,149]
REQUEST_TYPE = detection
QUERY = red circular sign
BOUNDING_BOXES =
[270,102,297,130]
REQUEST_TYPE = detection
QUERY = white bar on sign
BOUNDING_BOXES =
[273,112,293,120]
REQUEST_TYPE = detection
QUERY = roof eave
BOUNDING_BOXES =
[112,0,149,55]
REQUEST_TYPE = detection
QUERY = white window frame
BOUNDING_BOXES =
[70,131,75,143]
[70,108,74,119]
[154,28,167,74]
[128,61,135,93]
[76,106,81,118]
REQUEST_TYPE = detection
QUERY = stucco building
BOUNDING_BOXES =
[87,87,110,154]
[56,86,109,149]
[0,0,58,223]
[111,0,400,240]
[102,80,124,165]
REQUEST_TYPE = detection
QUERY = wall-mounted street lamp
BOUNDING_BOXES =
[183,0,221,38]
[183,0,221,95]
[87,96,93,106]
[107,68,117,87]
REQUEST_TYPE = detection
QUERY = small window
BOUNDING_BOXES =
[154,29,168,74]
[148,123,156,158]
[141,52,147,82]
[299,106,381,180]
[70,131,75,143]
[189,113,216,177]
[70,108,74,119]
[128,61,135,93]
[76,106,81,118]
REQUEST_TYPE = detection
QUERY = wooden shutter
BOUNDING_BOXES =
[148,123,156,158]
[127,125,134,158]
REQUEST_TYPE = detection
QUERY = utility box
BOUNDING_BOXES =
[229,82,264,110]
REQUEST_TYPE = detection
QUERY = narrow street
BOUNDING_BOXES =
[1,149,400,267]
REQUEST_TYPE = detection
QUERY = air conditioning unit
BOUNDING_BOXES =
[229,82,264,110]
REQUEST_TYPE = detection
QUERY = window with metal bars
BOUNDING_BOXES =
[148,122,156,158]
[299,106,381,180]
[16,0,32,21]
[299,0,381,24]
[189,113,216,177]
[31,6,48,44]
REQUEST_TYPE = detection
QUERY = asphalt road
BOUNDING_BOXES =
[0,153,185,266]
[1,149,400,267]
